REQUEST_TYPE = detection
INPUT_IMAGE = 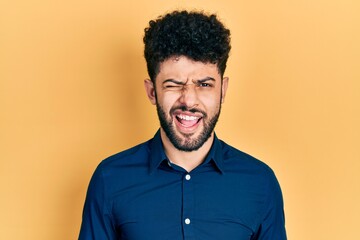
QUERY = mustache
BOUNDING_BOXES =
[170,105,207,117]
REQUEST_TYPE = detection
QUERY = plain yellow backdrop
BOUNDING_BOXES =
[1,0,359,239]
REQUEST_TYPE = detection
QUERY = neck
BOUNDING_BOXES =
[160,129,214,172]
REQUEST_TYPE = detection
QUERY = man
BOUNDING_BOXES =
[79,10,286,240]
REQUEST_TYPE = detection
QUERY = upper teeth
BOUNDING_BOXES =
[177,114,199,121]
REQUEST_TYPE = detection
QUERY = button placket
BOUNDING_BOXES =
[182,173,195,239]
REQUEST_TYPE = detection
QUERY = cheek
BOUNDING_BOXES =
[199,94,221,109]
[157,93,180,110]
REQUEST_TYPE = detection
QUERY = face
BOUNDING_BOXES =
[144,56,228,152]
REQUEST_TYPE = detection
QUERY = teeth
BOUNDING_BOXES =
[177,114,199,121]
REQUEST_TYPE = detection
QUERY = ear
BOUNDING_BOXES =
[144,79,156,105]
[221,77,229,103]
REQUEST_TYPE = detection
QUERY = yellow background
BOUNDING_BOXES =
[1,0,359,239]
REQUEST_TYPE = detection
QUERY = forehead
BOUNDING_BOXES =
[156,56,220,81]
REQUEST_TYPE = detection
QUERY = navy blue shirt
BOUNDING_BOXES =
[79,131,286,239]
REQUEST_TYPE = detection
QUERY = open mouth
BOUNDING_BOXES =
[173,113,203,133]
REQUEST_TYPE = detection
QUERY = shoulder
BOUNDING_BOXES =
[219,139,277,180]
[219,140,284,206]
[96,138,152,173]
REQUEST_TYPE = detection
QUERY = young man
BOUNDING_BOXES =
[79,10,287,240]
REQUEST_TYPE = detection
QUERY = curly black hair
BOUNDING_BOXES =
[143,10,231,82]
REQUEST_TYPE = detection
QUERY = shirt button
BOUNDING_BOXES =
[184,218,191,224]
[185,174,191,180]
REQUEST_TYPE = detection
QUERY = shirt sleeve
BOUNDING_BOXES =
[254,171,287,240]
[79,165,117,239]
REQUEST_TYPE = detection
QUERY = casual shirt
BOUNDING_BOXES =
[79,130,287,239]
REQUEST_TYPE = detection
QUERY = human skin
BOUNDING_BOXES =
[144,55,229,171]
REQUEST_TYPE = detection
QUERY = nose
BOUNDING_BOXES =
[178,84,198,108]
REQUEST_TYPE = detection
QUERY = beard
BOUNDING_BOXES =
[156,101,221,152]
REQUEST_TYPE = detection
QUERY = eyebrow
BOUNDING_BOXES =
[163,79,185,85]
[162,77,215,85]
[197,77,215,83]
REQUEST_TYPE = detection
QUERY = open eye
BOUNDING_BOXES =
[198,82,212,88]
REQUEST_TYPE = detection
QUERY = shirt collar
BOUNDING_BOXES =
[202,132,225,174]
[149,130,168,174]
[148,130,225,174]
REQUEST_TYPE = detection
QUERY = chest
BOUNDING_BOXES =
[108,170,267,240]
